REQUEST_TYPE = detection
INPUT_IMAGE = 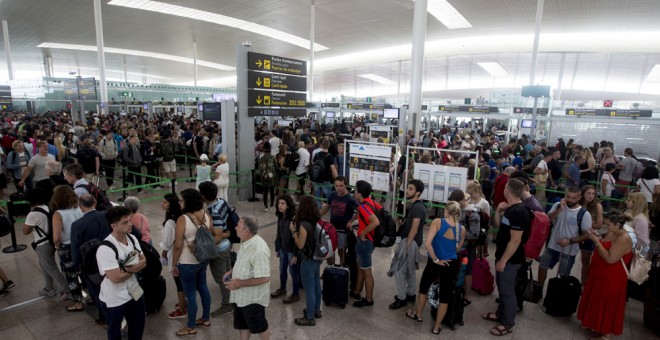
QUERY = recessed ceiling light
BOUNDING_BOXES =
[646,64,660,81]
[359,74,396,85]
[425,0,472,29]
[37,42,235,71]
[108,0,328,51]
[477,62,508,77]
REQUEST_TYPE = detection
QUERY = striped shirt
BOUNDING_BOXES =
[230,235,271,307]
[207,198,231,252]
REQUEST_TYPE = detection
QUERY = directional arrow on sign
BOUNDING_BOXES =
[256,60,262,68]
[256,78,262,86]
[256,96,262,105]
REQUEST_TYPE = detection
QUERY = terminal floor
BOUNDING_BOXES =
[0,179,657,340]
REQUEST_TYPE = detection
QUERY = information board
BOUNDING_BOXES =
[248,90,306,107]
[348,143,392,192]
[413,163,468,203]
[248,108,307,117]
[247,52,307,76]
[247,71,306,92]
[565,108,652,118]
[202,102,222,121]
[438,105,499,113]
[513,107,549,115]
[78,78,97,100]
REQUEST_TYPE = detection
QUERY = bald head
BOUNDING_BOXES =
[79,194,97,210]
[503,166,516,175]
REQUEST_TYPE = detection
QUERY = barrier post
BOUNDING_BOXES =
[171,178,176,194]
[118,167,127,203]
[2,201,27,253]
[186,157,195,183]
[248,168,260,202]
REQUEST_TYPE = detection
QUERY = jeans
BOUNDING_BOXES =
[496,262,522,328]
[178,262,211,328]
[313,181,332,208]
[101,159,116,187]
[208,248,232,305]
[86,277,107,321]
[126,166,143,190]
[278,250,300,296]
[300,258,322,320]
[105,297,145,340]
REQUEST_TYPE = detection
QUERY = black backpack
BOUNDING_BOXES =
[359,201,397,248]
[32,207,54,248]
[74,182,113,211]
[309,152,328,182]
[81,235,139,285]
[0,212,11,237]
[287,151,300,172]
[160,141,175,162]
[137,239,162,282]
[227,206,241,244]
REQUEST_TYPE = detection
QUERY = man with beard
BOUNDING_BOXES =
[319,176,359,266]
[536,186,592,289]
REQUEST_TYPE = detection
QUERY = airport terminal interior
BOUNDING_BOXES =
[0,0,660,339]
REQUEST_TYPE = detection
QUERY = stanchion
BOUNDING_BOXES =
[186,157,195,183]
[248,169,260,202]
[2,201,27,253]
[171,178,176,194]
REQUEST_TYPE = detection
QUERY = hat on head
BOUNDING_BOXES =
[200,154,209,161]
[68,128,75,133]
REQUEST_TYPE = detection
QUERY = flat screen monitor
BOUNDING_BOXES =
[202,102,222,121]
[383,108,399,119]
[521,119,533,128]
[326,111,334,118]
[521,85,551,98]
[143,103,149,110]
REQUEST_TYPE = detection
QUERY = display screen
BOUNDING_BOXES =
[383,108,399,119]
[203,102,222,121]
[326,111,334,118]
[521,119,533,128]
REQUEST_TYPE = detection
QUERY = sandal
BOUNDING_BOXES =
[482,312,499,322]
[195,319,210,327]
[432,325,443,334]
[176,327,197,336]
[168,309,187,319]
[405,309,423,322]
[490,325,513,336]
[66,303,84,312]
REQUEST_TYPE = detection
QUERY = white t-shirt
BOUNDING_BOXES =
[470,197,491,217]
[601,173,616,197]
[97,233,142,308]
[637,178,660,203]
[28,153,56,182]
[269,137,281,156]
[296,148,310,175]
[536,159,548,172]
[25,205,49,243]
[547,203,592,256]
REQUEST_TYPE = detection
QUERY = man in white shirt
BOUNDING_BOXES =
[19,141,55,186]
[533,151,552,206]
[296,141,310,197]
[268,130,281,156]
[97,206,147,340]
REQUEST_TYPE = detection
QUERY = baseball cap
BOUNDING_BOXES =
[200,154,209,161]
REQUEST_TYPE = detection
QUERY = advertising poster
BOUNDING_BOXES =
[348,143,392,192]
[369,125,392,143]
[413,163,468,203]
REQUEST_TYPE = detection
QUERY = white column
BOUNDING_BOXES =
[43,56,53,78]
[93,0,109,115]
[236,42,253,200]
[2,21,13,80]
[193,41,198,87]
[409,0,427,138]
[556,52,566,101]
[529,0,544,141]
[123,56,128,82]
[308,0,315,101]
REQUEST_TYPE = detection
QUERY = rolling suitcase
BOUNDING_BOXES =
[322,265,349,308]
[430,288,465,331]
[471,256,495,295]
[542,275,581,316]
[142,275,167,314]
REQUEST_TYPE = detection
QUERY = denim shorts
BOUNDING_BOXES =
[355,238,374,269]
[539,248,576,277]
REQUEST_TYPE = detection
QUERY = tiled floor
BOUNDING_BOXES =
[0,176,657,339]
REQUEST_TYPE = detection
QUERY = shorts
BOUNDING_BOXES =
[355,237,374,269]
[539,247,576,277]
[0,173,7,189]
[579,239,595,252]
[233,304,268,334]
[162,160,177,173]
[336,231,347,249]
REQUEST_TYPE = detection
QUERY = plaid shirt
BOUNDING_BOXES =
[230,234,271,307]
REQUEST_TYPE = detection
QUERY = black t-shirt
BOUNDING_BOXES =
[194,135,205,155]
[548,159,562,181]
[326,192,359,232]
[494,203,531,264]
[313,151,335,182]
[400,200,426,246]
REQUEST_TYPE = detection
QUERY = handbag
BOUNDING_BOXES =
[621,246,652,285]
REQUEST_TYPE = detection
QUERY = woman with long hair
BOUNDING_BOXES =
[580,148,596,185]
[625,192,650,255]
[578,185,604,285]
[54,136,68,164]
[276,144,290,196]
[50,185,84,311]
[636,165,660,208]
[406,201,465,334]
[171,189,214,336]
[6,140,32,192]
[577,211,633,340]
[160,193,187,320]
[292,195,322,326]
[271,194,300,304]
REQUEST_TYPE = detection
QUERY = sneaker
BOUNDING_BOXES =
[388,297,407,310]
[211,304,234,318]
[353,298,374,308]
[39,288,57,297]
[349,291,362,300]
[303,308,322,319]
[270,288,286,298]
[54,292,72,302]
[294,317,316,326]
[167,309,187,319]
[3,280,15,290]
[0,288,8,297]
[283,294,300,304]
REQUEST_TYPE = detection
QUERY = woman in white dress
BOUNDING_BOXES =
[213,154,230,201]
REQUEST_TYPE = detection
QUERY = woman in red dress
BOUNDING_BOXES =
[577,211,633,340]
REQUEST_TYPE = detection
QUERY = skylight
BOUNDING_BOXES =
[359,74,397,85]
[646,64,660,82]
[477,62,508,77]
[108,0,328,51]
[426,0,472,29]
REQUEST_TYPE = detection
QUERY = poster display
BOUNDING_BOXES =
[413,163,468,202]
[348,143,392,192]
[369,125,392,143]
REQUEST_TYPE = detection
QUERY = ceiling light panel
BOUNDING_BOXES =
[359,74,397,85]
[108,0,328,51]
[477,62,508,77]
[37,42,235,71]
[646,64,660,81]
[426,0,472,29]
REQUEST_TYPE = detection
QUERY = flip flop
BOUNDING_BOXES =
[432,325,443,335]
[66,304,84,312]
[482,312,499,322]
[490,325,513,336]
[195,319,211,327]
[405,310,423,322]
[176,327,197,337]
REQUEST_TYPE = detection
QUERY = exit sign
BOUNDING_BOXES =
[119,92,133,98]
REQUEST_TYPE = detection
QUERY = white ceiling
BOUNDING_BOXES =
[1,0,660,99]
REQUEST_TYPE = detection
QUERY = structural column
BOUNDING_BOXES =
[193,41,198,86]
[2,21,13,80]
[93,0,109,115]
[409,0,427,138]
[529,0,545,140]
[236,42,253,200]
[43,56,53,78]
[308,0,315,101]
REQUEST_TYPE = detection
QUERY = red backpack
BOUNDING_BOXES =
[524,211,550,259]
[312,219,337,261]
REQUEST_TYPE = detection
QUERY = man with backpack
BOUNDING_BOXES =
[536,186,592,288]
[98,130,118,190]
[97,206,147,340]
[71,194,111,326]
[75,138,101,182]
[319,176,359,266]
[388,179,425,310]
[160,132,177,183]
[63,163,113,210]
[350,180,379,308]
[310,138,337,208]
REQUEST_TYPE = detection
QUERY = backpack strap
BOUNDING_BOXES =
[576,207,587,235]
[32,207,51,240]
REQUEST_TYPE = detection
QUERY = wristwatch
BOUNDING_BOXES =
[433,259,440,264]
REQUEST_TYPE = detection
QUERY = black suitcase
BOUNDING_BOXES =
[8,192,31,217]
[543,275,581,317]
[142,275,167,314]
[322,265,349,308]
[430,288,465,330]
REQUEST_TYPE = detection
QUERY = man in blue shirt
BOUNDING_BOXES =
[512,152,524,170]
[563,155,584,187]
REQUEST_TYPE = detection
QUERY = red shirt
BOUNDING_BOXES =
[492,174,510,208]
[358,197,381,241]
